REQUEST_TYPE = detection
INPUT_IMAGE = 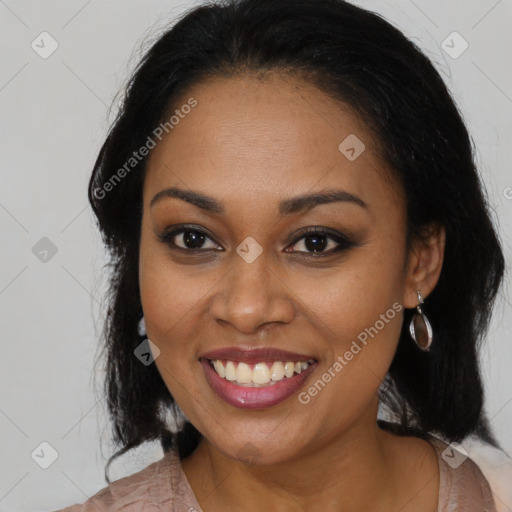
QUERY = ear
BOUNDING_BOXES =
[402,223,446,309]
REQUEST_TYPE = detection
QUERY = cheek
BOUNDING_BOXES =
[297,241,404,334]
[291,236,405,380]
[140,264,206,347]
[138,250,209,411]
[294,273,403,435]
[138,237,209,353]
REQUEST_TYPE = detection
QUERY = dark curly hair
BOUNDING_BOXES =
[87,0,506,484]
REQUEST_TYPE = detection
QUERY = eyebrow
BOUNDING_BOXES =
[150,186,368,216]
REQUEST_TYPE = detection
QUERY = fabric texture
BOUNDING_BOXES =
[55,434,499,511]
[458,435,512,512]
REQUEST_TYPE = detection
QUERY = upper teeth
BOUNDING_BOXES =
[211,360,314,386]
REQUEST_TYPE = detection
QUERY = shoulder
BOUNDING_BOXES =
[54,450,177,511]
[460,435,512,512]
[427,433,512,512]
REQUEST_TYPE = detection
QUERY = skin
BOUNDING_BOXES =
[138,73,446,511]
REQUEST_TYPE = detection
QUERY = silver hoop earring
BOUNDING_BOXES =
[138,316,147,336]
[409,291,433,352]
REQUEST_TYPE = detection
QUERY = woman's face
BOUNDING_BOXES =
[139,74,421,465]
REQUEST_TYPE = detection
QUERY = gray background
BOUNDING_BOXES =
[0,0,511,510]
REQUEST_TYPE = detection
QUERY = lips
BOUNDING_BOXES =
[200,346,318,409]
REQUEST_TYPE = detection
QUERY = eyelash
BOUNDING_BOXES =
[157,225,358,256]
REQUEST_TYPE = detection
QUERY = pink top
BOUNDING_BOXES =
[56,435,497,511]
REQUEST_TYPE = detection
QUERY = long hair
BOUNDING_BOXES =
[87,0,505,483]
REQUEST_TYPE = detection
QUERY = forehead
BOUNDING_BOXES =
[144,74,402,217]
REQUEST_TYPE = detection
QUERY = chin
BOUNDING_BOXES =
[209,431,307,467]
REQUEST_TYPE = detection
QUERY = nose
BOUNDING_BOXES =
[210,249,296,335]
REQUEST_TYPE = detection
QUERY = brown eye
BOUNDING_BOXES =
[157,225,357,256]
[157,226,221,251]
[285,227,357,255]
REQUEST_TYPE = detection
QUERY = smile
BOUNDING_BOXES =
[199,347,318,409]
[209,359,315,386]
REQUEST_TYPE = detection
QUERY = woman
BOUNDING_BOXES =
[57,0,511,510]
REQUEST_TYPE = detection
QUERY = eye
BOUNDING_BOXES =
[157,226,221,252]
[157,225,357,255]
[285,227,357,255]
